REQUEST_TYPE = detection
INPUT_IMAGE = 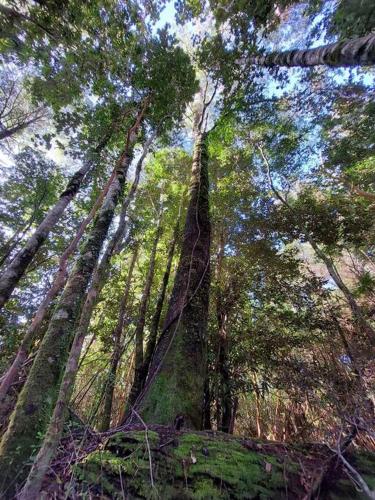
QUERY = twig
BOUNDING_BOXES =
[131,407,155,488]
[326,440,375,500]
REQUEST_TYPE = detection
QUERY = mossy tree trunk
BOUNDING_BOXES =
[0,108,147,496]
[99,243,139,432]
[67,133,153,367]
[19,247,141,500]
[0,168,116,404]
[135,131,210,430]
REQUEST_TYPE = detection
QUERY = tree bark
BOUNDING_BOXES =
[134,131,210,430]
[0,107,146,495]
[249,33,375,68]
[0,169,115,403]
[99,244,139,432]
[126,208,164,410]
[0,135,109,310]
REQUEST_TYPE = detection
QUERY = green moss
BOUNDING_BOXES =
[140,318,206,428]
[74,430,298,499]
[73,430,375,499]
[174,433,289,498]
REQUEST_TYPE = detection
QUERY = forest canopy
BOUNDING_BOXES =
[0,0,374,498]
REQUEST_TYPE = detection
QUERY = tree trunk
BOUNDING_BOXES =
[217,315,232,433]
[99,244,139,432]
[126,208,164,410]
[249,33,375,68]
[141,207,182,388]
[0,135,109,310]
[0,107,146,495]
[214,230,232,433]
[134,131,210,430]
[0,167,116,404]
[0,216,36,268]
[63,133,153,378]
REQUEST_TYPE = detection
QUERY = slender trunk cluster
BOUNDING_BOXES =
[0,167,117,404]
[126,208,164,410]
[136,131,211,430]
[64,133,154,373]
[249,33,375,68]
[141,211,181,388]
[0,107,147,495]
[99,244,139,432]
[215,231,232,433]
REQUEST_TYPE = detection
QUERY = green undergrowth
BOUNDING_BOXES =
[72,428,375,499]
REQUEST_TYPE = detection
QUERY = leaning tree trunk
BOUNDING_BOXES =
[0,168,116,404]
[249,33,375,68]
[99,243,139,432]
[126,208,164,410]
[0,134,110,310]
[133,131,210,430]
[0,108,146,496]
[141,210,182,388]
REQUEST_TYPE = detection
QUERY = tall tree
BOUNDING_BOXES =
[135,126,211,429]
[99,243,139,432]
[0,111,141,493]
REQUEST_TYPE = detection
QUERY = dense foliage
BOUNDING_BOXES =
[0,0,374,498]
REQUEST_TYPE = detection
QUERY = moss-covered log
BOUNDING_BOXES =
[69,427,375,499]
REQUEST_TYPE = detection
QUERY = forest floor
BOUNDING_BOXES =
[38,421,375,499]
